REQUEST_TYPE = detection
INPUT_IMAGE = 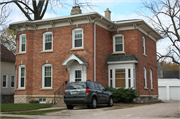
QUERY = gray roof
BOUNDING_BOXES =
[74,54,88,64]
[107,55,138,62]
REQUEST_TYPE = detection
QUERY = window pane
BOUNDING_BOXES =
[45,42,52,50]
[45,34,52,42]
[116,79,125,87]
[3,81,6,87]
[22,44,25,51]
[129,79,131,88]
[22,36,26,43]
[128,69,131,78]
[21,78,24,87]
[45,67,51,76]
[75,31,82,39]
[43,98,46,102]
[75,70,81,78]
[115,44,122,51]
[75,39,82,47]
[115,69,125,87]
[39,98,42,102]
[115,37,122,44]
[3,75,6,81]
[110,70,112,78]
[11,82,14,87]
[45,77,51,87]
[11,76,14,87]
[21,68,25,76]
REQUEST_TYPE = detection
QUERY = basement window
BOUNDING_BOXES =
[39,97,46,103]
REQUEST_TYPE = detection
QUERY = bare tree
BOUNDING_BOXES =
[141,0,180,65]
[0,0,94,21]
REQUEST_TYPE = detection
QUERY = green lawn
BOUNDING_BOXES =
[1,103,52,112]
[6,109,66,115]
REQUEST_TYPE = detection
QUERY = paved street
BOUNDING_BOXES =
[1,101,180,119]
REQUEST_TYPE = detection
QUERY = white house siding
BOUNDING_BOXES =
[158,79,180,100]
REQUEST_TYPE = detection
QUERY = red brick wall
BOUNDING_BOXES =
[15,23,94,95]
[96,25,112,86]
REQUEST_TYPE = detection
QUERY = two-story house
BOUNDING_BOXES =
[0,44,16,103]
[9,7,162,103]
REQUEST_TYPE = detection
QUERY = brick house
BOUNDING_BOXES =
[9,7,162,103]
[0,44,16,103]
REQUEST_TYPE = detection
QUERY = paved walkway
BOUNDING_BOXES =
[1,101,180,119]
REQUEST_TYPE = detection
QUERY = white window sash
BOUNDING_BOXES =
[143,37,146,55]
[72,28,83,49]
[144,68,147,88]
[42,64,52,88]
[2,74,8,88]
[43,32,53,51]
[113,34,124,53]
[18,65,25,89]
[19,34,26,53]
[150,70,153,89]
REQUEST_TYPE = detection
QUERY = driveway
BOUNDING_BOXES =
[1,100,180,119]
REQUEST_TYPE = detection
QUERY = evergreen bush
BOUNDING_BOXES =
[106,86,139,103]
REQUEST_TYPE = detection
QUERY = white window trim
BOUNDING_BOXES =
[143,36,146,55]
[72,28,84,49]
[19,34,26,53]
[11,75,15,88]
[43,32,53,51]
[144,67,147,88]
[18,65,25,89]
[2,74,8,88]
[42,64,53,89]
[113,34,125,53]
[108,64,135,89]
[150,69,153,89]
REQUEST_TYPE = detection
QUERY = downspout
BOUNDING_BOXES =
[93,17,103,82]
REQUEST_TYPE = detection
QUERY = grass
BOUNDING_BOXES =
[1,103,52,112]
[0,116,25,118]
[5,109,66,115]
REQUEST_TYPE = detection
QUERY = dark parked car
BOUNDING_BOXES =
[64,81,113,109]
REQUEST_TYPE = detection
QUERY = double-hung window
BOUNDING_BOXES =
[150,69,153,89]
[43,32,53,51]
[2,74,8,88]
[42,64,52,88]
[19,34,26,53]
[113,34,124,53]
[143,37,146,55]
[144,67,147,88]
[11,75,15,88]
[72,28,83,49]
[18,65,25,88]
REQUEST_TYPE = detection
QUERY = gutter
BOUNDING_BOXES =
[93,17,103,82]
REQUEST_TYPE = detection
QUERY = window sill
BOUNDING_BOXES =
[143,54,147,57]
[18,52,26,55]
[151,88,154,90]
[41,50,53,53]
[17,88,26,90]
[144,87,148,90]
[2,87,7,88]
[40,88,53,90]
[71,48,84,51]
[112,52,125,54]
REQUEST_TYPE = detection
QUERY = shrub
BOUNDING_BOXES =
[29,100,39,103]
[106,86,139,103]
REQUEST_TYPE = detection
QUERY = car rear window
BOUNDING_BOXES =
[66,82,86,89]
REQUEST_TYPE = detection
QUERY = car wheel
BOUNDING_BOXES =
[107,97,113,107]
[90,97,97,109]
[66,105,74,109]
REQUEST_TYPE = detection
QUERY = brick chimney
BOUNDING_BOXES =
[71,6,82,15]
[104,8,111,20]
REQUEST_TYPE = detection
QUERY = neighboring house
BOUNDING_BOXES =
[0,44,16,103]
[9,7,162,103]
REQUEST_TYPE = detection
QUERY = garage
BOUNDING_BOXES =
[169,86,180,100]
[158,79,180,100]
[158,86,167,100]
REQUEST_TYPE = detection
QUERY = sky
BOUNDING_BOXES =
[5,0,170,60]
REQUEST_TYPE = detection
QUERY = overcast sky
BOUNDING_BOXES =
[7,0,170,58]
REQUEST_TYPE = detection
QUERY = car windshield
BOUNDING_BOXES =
[66,82,86,89]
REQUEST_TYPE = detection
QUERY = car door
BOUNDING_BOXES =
[94,82,103,102]
[97,83,109,102]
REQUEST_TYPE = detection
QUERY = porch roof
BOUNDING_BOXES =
[107,55,138,64]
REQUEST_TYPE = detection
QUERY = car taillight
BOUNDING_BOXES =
[86,89,89,95]
[64,90,65,96]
